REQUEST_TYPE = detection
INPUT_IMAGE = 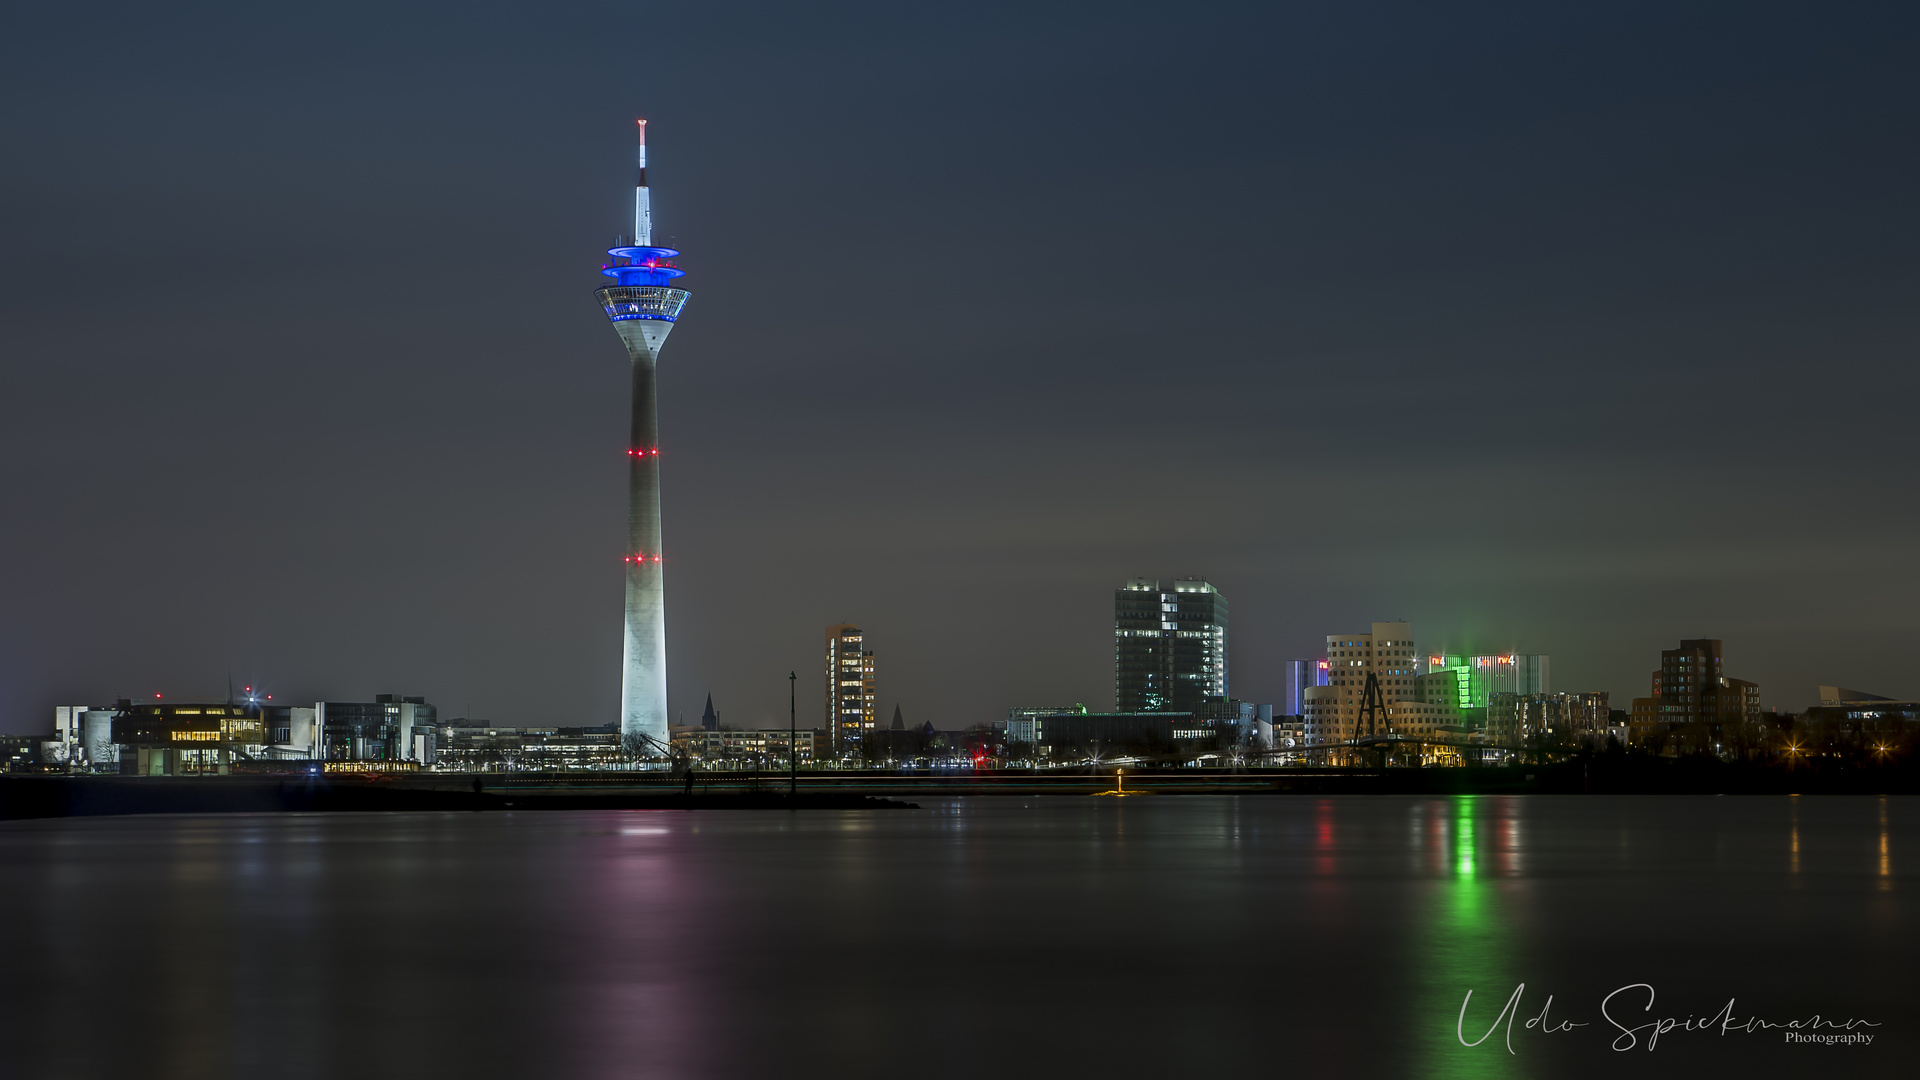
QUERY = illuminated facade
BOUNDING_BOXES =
[1280,659,1322,717]
[437,724,623,771]
[825,624,876,755]
[1302,622,1418,747]
[596,120,692,754]
[1420,653,1550,713]
[672,728,823,765]
[1413,667,1471,717]
[1114,578,1228,712]
[110,700,268,776]
[54,705,118,771]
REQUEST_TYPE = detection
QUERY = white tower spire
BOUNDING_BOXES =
[634,119,652,245]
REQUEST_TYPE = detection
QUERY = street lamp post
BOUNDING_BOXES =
[789,671,797,800]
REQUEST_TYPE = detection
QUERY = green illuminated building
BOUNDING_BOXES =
[1414,653,1549,729]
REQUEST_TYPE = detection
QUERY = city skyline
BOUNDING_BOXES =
[4,3,1918,734]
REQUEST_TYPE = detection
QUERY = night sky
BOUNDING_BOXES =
[4,2,1917,733]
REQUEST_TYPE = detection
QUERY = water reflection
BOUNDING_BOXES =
[1314,798,1337,877]
[1790,795,1800,877]
[1879,796,1891,889]
[1419,796,1524,1080]
[0,797,1908,1079]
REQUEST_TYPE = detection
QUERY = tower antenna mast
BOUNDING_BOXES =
[634,119,651,245]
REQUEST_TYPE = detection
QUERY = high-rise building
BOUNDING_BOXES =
[1302,622,1419,747]
[1638,639,1760,750]
[596,119,693,754]
[1114,578,1228,712]
[824,624,876,754]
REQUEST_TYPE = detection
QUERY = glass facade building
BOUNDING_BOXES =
[1114,578,1227,713]
[316,695,437,763]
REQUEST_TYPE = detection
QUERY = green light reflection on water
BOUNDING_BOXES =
[1418,795,1526,1080]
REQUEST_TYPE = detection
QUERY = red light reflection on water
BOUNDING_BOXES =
[1314,799,1337,877]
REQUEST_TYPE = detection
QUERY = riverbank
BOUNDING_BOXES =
[1,756,1912,818]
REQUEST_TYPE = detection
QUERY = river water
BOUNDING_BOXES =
[0,796,1908,1078]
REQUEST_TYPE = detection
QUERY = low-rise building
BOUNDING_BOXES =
[1270,715,1307,750]
[437,724,624,771]
[51,706,119,771]
[315,696,437,764]
[671,727,823,767]
[1804,687,1920,746]
[1005,704,1088,745]
[1,734,55,772]
[1486,692,1610,748]
[1033,712,1188,754]
[111,699,268,775]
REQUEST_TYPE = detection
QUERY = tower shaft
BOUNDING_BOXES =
[622,337,666,747]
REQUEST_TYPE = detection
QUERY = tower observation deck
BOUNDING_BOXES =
[595,119,690,754]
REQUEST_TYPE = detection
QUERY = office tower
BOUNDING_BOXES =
[1302,622,1418,746]
[1114,578,1228,712]
[824,624,877,754]
[596,120,693,752]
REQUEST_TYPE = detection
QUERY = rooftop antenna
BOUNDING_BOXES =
[634,119,651,245]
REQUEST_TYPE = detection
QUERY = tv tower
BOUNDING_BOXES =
[595,119,690,753]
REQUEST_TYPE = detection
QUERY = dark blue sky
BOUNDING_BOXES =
[3,1,1916,731]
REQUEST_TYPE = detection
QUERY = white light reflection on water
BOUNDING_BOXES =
[1880,795,1891,889]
